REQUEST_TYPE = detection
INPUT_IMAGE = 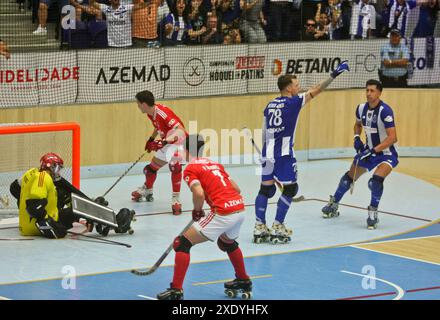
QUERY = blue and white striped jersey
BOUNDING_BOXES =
[262,94,305,160]
[356,101,398,157]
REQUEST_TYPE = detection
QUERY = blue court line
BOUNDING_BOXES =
[0,244,439,300]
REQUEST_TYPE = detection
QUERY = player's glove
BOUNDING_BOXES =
[192,209,205,222]
[330,60,350,79]
[145,139,168,152]
[145,136,155,152]
[353,135,364,153]
[354,147,376,162]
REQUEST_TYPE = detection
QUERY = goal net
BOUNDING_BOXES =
[0,122,80,221]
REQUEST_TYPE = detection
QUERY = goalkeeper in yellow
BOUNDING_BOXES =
[10,153,78,238]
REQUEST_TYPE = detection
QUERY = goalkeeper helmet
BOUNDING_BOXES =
[40,152,64,181]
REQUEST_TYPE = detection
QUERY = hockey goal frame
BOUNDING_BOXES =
[0,122,81,188]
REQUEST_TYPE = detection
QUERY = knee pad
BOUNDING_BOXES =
[173,235,192,253]
[217,238,239,253]
[169,161,182,174]
[340,172,353,188]
[258,184,277,199]
[282,183,298,198]
[143,164,158,175]
[368,175,384,192]
[36,219,67,239]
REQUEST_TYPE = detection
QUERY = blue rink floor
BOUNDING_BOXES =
[0,160,439,300]
[0,223,439,300]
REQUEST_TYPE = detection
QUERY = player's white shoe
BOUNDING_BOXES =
[33,25,47,35]
[269,222,292,244]
[253,222,271,244]
[367,206,379,230]
[131,185,153,202]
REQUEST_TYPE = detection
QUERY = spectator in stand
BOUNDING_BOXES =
[412,0,438,37]
[0,40,11,60]
[163,0,202,46]
[88,0,151,48]
[33,0,69,35]
[387,0,417,38]
[326,0,344,39]
[202,12,224,43]
[187,0,208,44]
[157,0,171,42]
[218,0,242,41]
[350,0,376,39]
[267,0,295,42]
[132,0,161,48]
[379,28,410,87]
[239,0,267,43]
[315,5,331,39]
[375,0,391,37]
[302,17,319,40]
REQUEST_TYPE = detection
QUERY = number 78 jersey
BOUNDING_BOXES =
[183,158,245,215]
[262,94,306,160]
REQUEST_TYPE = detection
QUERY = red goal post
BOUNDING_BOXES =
[0,122,80,215]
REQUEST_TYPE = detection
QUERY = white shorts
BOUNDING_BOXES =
[194,211,246,241]
[155,143,185,163]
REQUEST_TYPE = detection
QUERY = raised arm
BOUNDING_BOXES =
[303,60,350,104]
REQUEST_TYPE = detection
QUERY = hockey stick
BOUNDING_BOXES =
[67,231,132,248]
[0,238,34,241]
[101,151,148,198]
[350,158,359,195]
[242,127,304,203]
[131,219,194,276]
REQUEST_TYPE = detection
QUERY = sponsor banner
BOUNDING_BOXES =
[76,48,167,103]
[408,38,440,86]
[164,44,250,98]
[0,51,78,108]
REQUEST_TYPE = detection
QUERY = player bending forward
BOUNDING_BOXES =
[254,60,350,244]
[132,90,188,215]
[322,79,399,229]
[157,134,252,300]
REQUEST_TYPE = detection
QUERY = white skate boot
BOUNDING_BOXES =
[367,205,379,230]
[253,222,271,244]
[131,185,153,202]
[270,222,292,244]
[322,195,340,218]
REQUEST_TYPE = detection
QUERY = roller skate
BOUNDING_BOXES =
[224,278,252,299]
[157,284,184,300]
[269,222,292,244]
[172,201,182,215]
[253,222,271,244]
[131,185,153,202]
[322,195,340,218]
[367,206,379,230]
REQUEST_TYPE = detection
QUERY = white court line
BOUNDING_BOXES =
[137,295,157,300]
[356,234,440,246]
[341,270,405,300]
[350,245,440,266]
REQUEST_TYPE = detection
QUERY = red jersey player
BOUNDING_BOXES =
[157,134,252,300]
[132,90,188,215]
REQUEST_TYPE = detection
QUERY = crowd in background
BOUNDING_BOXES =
[9,0,440,48]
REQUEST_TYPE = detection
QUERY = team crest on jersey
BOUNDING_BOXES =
[384,115,394,122]
[372,115,377,123]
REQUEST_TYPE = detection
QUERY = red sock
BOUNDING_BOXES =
[144,163,160,189]
[171,171,182,193]
[172,252,190,289]
[227,248,249,280]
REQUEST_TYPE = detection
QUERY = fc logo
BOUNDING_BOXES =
[183,58,206,86]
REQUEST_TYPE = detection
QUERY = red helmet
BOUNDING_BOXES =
[40,153,64,180]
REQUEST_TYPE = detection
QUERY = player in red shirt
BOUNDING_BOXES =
[132,90,188,215]
[157,134,252,300]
